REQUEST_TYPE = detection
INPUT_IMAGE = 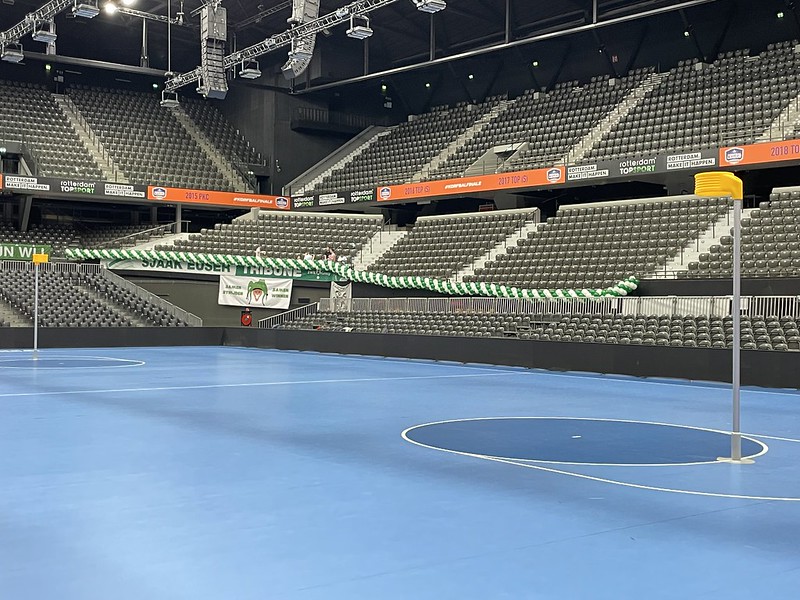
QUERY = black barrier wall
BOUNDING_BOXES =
[2,327,797,388]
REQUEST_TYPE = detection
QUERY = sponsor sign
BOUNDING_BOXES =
[318,192,345,206]
[3,175,50,192]
[376,167,565,202]
[349,189,374,203]
[0,243,52,261]
[567,164,611,181]
[101,257,338,281]
[146,186,291,210]
[617,156,658,176]
[103,183,147,199]
[719,139,800,167]
[218,275,292,310]
[665,151,716,171]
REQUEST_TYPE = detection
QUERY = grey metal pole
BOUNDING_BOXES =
[33,262,39,360]
[731,196,742,460]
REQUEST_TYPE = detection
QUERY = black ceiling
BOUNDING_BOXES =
[2,0,800,105]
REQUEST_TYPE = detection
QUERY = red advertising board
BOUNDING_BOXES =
[0,174,3,190]
[375,167,565,202]
[147,185,291,210]
[719,139,800,167]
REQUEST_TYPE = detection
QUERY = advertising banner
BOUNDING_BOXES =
[218,275,292,309]
[719,139,800,167]
[0,243,52,260]
[148,186,290,210]
[376,166,565,202]
[0,175,149,198]
[101,257,338,281]
[291,188,376,209]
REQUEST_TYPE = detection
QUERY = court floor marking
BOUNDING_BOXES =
[402,416,769,467]
[0,355,145,369]
[0,370,530,399]
[402,420,800,502]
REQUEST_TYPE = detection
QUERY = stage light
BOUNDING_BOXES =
[73,1,101,18]
[413,0,446,14]
[468,73,474,80]
[32,21,57,44]
[346,14,373,39]
[238,60,262,79]
[532,60,539,67]
[122,0,136,5]
[104,2,117,14]
[684,30,690,37]
[425,82,430,88]
[1,43,24,63]
[778,11,785,18]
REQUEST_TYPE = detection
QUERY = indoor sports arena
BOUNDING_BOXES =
[2,1,800,598]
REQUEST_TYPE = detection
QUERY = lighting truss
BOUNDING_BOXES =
[0,0,73,46]
[166,0,402,91]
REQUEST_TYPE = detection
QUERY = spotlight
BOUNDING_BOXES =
[468,73,474,80]
[532,60,539,67]
[778,11,785,18]
[346,14,373,39]
[238,59,262,79]
[104,2,117,14]
[159,90,179,108]
[425,82,431,88]
[413,0,446,13]
[122,0,136,5]
[32,21,57,44]
[684,30,690,37]
[73,1,100,18]
[45,63,51,71]
[1,42,24,63]
[152,82,158,89]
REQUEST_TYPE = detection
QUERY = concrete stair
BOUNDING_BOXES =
[131,231,191,252]
[563,73,669,165]
[649,208,735,279]
[352,226,408,270]
[414,99,513,182]
[456,220,540,281]
[465,142,525,178]
[757,94,800,142]
[52,93,128,183]
[170,106,252,193]
[81,284,151,327]
[296,128,392,195]
[0,297,32,327]
[285,126,389,195]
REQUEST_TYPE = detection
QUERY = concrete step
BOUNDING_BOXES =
[353,227,408,270]
[649,209,734,278]
[457,218,541,280]
[0,297,32,327]
[170,106,251,192]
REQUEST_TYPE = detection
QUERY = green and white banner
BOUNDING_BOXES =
[68,248,639,299]
[219,275,292,309]
[100,256,338,281]
[1,243,52,261]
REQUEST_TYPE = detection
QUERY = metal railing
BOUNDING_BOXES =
[317,295,800,320]
[0,261,202,326]
[293,107,391,130]
[97,221,187,249]
[100,268,203,326]
[258,302,319,329]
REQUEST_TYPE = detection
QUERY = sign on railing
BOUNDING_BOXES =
[0,243,52,261]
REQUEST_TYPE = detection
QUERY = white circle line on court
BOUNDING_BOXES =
[0,355,145,369]
[402,416,768,467]
[0,371,525,399]
[400,418,800,501]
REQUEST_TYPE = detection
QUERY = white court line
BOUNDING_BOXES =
[402,417,768,467]
[0,371,528,399]
[0,355,145,369]
[401,419,800,502]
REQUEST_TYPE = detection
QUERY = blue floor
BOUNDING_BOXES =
[1,346,800,599]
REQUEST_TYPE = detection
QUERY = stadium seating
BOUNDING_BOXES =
[0,266,192,327]
[0,80,103,179]
[368,210,537,279]
[588,43,800,160]
[163,212,383,260]
[310,99,502,193]
[279,310,798,352]
[0,220,171,257]
[181,97,263,170]
[685,188,800,278]
[67,87,232,190]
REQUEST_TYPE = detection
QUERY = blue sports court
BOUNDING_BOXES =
[1,346,799,599]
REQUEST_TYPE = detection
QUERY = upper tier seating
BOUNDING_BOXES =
[430,72,650,180]
[310,99,501,194]
[164,212,383,260]
[181,97,263,169]
[0,80,103,179]
[685,189,800,279]
[67,87,231,190]
[465,197,729,290]
[369,210,536,279]
[588,43,800,160]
